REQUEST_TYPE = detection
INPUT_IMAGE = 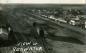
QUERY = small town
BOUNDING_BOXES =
[0,4,86,53]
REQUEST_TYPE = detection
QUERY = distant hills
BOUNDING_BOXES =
[0,4,85,8]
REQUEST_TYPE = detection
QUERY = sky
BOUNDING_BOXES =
[0,0,85,4]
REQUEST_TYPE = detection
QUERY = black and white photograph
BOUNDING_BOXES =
[0,0,86,53]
